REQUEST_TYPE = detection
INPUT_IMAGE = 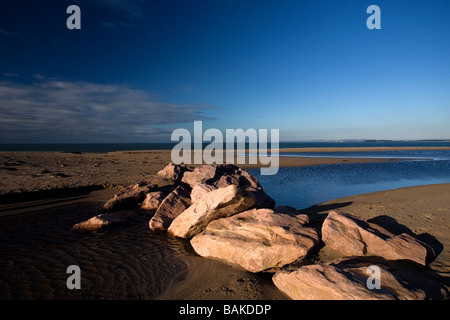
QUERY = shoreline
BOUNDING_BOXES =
[1,145,449,153]
[1,147,442,197]
[278,146,450,152]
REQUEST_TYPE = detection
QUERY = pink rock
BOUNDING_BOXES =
[190,208,318,273]
[141,191,166,210]
[149,186,191,231]
[181,164,275,209]
[72,212,132,231]
[190,183,217,204]
[322,210,432,266]
[273,256,447,300]
[214,168,260,189]
[168,185,257,238]
[103,182,155,210]
[181,164,260,189]
[181,165,217,187]
[157,162,189,182]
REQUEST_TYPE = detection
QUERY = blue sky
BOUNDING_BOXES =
[0,0,449,143]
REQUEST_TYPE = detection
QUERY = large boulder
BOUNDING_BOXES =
[190,183,217,204]
[183,164,275,209]
[103,182,155,210]
[273,256,448,300]
[181,165,218,187]
[149,186,191,231]
[213,167,260,189]
[168,185,257,238]
[72,211,132,232]
[190,183,275,209]
[190,208,319,273]
[322,210,433,266]
[157,162,189,183]
[182,164,260,189]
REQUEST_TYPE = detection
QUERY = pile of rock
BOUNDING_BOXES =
[273,210,446,300]
[72,162,448,300]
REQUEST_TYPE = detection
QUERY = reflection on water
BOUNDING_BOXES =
[251,159,450,210]
[281,150,450,161]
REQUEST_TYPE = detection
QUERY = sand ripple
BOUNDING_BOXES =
[0,201,188,299]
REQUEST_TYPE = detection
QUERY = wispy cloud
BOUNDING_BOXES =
[84,0,148,28]
[172,84,200,94]
[100,22,116,30]
[96,0,146,20]
[3,73,19,78]
[0,28,18,37]
[0,77,220,143]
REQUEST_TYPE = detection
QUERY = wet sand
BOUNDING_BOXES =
[0,147,449,299]
[0,188,288,300]
[0,192,189,299]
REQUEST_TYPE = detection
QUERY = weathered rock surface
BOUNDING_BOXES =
[190,208,319,273]
[149,186,191,231]
[213,168,260,189]
[273,256,449,300]
[168,185,257,238]
[141,191,166,210]
[103,182,155,210]
[157,162,189,182]
[190,183,217,204]
[181,165,217,187]
[322,210,432,266]
[181,164,259,189]
[190,183,275,209]
[72,211,132,231]
[182,164,275,208]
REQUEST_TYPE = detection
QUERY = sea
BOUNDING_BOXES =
[251,143,450,209]
[252,152,450,210]
[1,140,450,153]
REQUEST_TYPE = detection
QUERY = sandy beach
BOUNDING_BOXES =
[0,147,449,300]
[1,146,436,197]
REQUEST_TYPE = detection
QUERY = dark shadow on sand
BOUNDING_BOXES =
[368,215,444,265]
[0,185,105,205]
